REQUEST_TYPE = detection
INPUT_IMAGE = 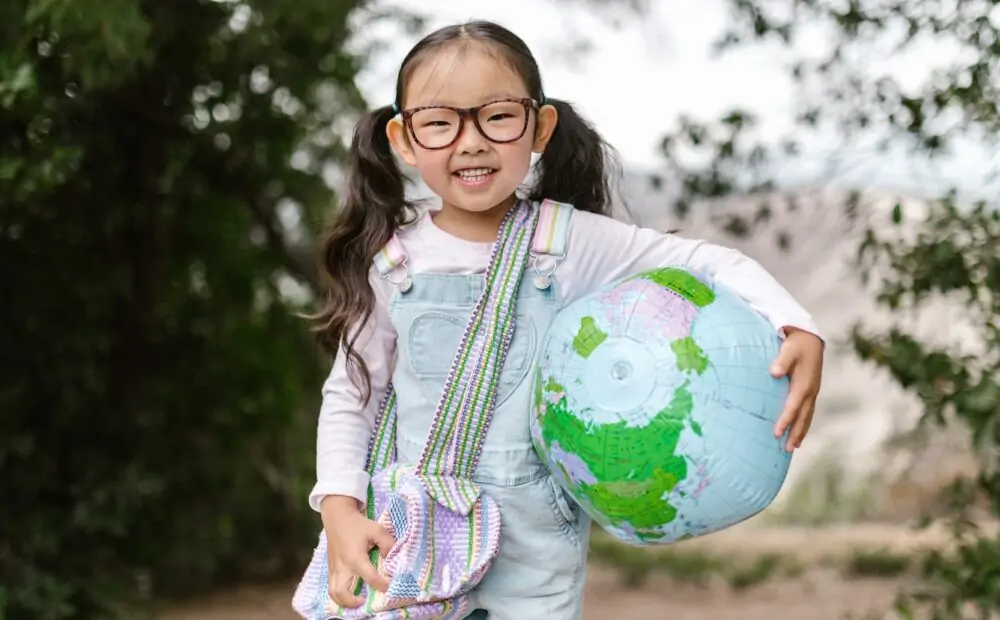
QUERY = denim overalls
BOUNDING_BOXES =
[382,210,590,619]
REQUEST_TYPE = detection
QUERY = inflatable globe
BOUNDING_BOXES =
[530,267,792,546]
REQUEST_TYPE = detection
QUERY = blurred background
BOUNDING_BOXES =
[3,1,999,618]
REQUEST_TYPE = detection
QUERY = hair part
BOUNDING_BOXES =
[311,20,624,401]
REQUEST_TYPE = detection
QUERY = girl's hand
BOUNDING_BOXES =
[770,327,824,452]
[321,495,396,608]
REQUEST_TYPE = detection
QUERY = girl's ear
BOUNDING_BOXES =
[532,103,558,154]
[386,117,418,167]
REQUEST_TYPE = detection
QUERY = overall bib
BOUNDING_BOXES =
[386,202,590,619]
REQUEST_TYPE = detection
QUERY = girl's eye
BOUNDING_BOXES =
[488,114,513,122]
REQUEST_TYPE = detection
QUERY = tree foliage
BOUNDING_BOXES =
[659,0,1000,616]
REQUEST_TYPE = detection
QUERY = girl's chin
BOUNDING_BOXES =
[441,193,520,216]
[443,179,517,208]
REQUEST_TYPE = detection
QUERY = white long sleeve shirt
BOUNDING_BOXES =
[310,208,822,511]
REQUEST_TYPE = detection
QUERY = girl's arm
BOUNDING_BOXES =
[561,210,822,338]
[309,273,397,511]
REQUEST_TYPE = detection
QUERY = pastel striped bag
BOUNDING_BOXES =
[292,201,541,620]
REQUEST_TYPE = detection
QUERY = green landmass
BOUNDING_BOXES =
[640,268,716,307]
[572,316,608,358]
[538,379,695,539]
[672,336,710,375]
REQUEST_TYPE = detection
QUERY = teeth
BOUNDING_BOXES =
[457,168,493,179]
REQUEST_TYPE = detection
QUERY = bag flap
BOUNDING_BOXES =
[416,474,482,515]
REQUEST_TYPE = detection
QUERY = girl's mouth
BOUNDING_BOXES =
[454,167,496,186]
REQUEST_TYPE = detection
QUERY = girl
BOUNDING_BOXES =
[310,20,824,620]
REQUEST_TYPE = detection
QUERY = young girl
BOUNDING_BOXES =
[310,20,824,620]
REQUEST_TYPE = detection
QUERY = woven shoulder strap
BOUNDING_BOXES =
[362,202,539,480]
[416,203,537,478]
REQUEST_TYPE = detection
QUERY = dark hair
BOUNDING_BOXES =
[311,20,621,401]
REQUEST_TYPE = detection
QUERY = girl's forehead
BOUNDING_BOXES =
[403,45,529,108]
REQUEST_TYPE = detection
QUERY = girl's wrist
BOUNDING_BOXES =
[320,494,363,520]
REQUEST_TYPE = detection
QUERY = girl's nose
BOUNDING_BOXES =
[455,117,489,155]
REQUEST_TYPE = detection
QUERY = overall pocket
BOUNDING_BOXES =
[543,473,582,548]
[408,311,537,408]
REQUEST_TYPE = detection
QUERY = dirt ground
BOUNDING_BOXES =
[160,568,901,620]
[160,524,949,620]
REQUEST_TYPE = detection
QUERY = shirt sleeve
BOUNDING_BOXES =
[308,273,397,511]
[559,210,823,339]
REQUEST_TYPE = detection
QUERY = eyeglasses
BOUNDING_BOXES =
[400,98,538,150]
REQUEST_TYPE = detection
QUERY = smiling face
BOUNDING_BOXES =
[387,43,558,216]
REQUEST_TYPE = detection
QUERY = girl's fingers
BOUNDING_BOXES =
[349,552,390,594]
[790,401,816,449]
[774,386,805,438]
[329,569,365,608]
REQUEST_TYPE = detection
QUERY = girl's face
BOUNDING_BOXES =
[387,44,558,215]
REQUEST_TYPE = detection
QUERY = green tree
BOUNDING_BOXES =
[0,1,396,617]
[657,1,1000,616]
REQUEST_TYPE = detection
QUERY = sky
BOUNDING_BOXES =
[348,0,998,200]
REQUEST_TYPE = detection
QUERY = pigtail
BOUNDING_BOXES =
[311,105,414,402]
[529,98,621,216]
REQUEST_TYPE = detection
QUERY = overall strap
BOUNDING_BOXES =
[417,202,538,479]
[362,232,412,482]
[372,233,412,292]
[352,231,410,594]
[529,198,574,289]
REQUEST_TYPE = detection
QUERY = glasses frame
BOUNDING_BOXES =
[400,97,539,150]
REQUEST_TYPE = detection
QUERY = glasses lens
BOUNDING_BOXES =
[476,100,527,142]
[409,107,461,148]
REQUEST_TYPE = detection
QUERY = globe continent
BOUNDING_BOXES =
[531,267,792,546]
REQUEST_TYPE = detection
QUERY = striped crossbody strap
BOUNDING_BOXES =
[362,201,539,480]
[416,202,538,479]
